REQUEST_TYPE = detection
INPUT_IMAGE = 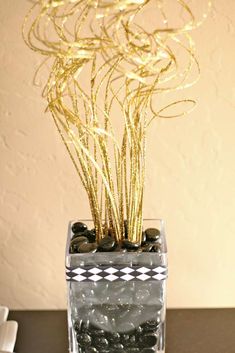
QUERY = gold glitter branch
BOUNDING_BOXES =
[23,0,211,243]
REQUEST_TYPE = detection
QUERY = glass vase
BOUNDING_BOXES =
[65,219,167,353]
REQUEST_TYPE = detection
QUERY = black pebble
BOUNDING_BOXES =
[145,228,161,242]
[82,230,97,243]
[89,327,105,336]
[106,332,120,343]
[111,343,124,351]
[141,231,146,244]
[141,348,156,352]
[126,334,136,347]
[126,349,140,353]
[139,333,158,348]
[120,333,129,345]
[85,347,98,353]
[142,319,160,332]
[72,235,89,243]
[71,232,86,240]
[74,320,81,332]
[80,321,90,333]
[98,236,116,252]
[92,336,109,349]
[122,240,141,250]
[77,333,92,346]
[151,243,162,253]
[70,236,89,254]
[78,242,97,253]
[72,222,87,234]
[74,321,87,334]
[90,228,96,238]
[114,246,127,253]
[141,244,153,252]
[135,326,143,336]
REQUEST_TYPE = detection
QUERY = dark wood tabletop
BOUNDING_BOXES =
[9,309,235,353]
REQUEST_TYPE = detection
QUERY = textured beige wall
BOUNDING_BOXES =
[0,1,235,309]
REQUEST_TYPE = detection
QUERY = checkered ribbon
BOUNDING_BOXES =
[66,265,167,282]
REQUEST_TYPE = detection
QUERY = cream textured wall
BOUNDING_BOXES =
[0,1,235,309]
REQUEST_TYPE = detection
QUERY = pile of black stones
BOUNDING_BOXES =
[69,221,162,254]
[74,315,161,353]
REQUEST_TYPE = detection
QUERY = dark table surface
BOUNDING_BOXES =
[9,309,235,353]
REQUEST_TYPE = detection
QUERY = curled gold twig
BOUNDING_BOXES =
[24,0,211,243]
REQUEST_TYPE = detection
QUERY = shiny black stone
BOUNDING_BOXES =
[88,325,105,336]
[70,236,89,253]
[92,336,109,349]
[105,332,120,343]
[141,348,155,353]
[77,333,92,346]
[151,243,162,253]
[85,347,98,353]
[126,334,136,347]
[75,321,89,334]
[89,228,96,239]
[145,228,161,242]
[141,319,160,332]
[114,246,127,253]
[122,240,141,250]
[93,330,105,337]
[141,231,146,244]
[78,242,97,253]
[83,230,97,243]
[126,349,140,353]
[135,326,143,336]
[71,232,86,240]
[80,321,90,333]
[98,236,116,252]
[72,236,89,244]
[111,343,124,351]
[72,222,87,234]
[141,244,153,252]
[74,320,81,332]
[139,333,158,348]
[120,333,129,345]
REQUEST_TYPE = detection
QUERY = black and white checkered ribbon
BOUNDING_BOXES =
[66,265,167,282]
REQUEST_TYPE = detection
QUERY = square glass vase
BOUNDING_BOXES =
[65,219,168,353]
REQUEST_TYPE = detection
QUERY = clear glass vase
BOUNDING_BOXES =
[65,219,167,353]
